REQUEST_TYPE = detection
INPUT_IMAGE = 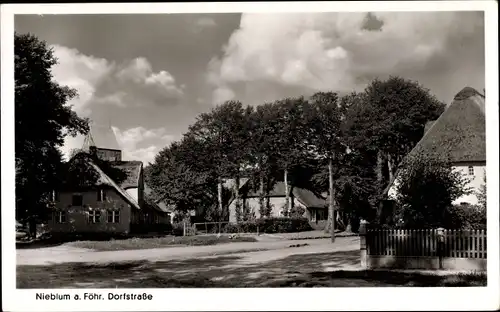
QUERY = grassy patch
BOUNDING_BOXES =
[68,235,258,251]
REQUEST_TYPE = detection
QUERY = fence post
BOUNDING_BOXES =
[183,221,186,237]
[437,227,445,269]
[359,220,369,269]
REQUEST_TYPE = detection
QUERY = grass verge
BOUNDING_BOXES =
[67,235,257,251]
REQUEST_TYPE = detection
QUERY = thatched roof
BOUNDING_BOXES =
[404,87,486,163]
[384,87,486,198]
[246,181,292,197]
[111,161,142,189]
[245,181,327,208]
[292,187,328,208]
[89,162,141,210]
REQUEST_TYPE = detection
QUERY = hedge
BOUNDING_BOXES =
[130,223,173,234]
[208,217,313,234]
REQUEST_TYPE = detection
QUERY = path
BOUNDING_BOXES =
[17,236,360,266]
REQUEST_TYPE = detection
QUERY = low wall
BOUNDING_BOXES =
[367,255,487,271]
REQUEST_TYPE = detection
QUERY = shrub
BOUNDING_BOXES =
[289,206,306,218]
[222,217,312,234]
[445,203,486,230]
[129,222,173,234]
[172,221,188,236]
[395,154,470,229]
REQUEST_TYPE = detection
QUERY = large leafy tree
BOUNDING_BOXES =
[15,33,89,236]
[305,92,348,241]
[148,137,219,220]
[247,103,282,217]
[187,101,252,221]
[344,76,445,220]
[272,97,310,216]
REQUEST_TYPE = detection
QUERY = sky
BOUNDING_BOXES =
[14,11,485,165]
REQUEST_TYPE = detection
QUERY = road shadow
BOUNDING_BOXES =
[17,248,486,288]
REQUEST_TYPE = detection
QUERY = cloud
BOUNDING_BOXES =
[51,46,184,111]
[208,12,484,104]
[94,57,184,107]
[193,16,217,34]
[51,45,113,116]
[196,17,217,28]
[112,126,178,164]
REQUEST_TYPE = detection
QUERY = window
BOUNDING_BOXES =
[72,194,83,206]
[468,166,474,176]
[107,210,120,223]
[97,189,107,202]
[317,210,327,221]
[53,211,66,223]
[52,190,59,202]
[88,209,101,223]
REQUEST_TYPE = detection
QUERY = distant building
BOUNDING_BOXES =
[47,124,170,235]
[226,179,330,229]
[387,87,486,205]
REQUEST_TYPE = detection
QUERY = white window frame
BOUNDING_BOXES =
[97,189,107,202]
[88,209,101,224]
[54,210,66,223]
[107,210,120,223]
[52,190,59,202]
[468,166,474,176]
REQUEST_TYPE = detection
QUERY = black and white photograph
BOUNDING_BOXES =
[1,1,499,311]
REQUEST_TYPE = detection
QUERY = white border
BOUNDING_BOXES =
[2,2,499,311]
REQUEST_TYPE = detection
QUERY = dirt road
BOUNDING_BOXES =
[17,237,360,266]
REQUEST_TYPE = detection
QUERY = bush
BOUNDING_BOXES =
[289,206,306,218]
[445,203,486,230]
[221,217,312,234]
[172,222,188,236]
[395,154,470,229]
[130,223,173,234]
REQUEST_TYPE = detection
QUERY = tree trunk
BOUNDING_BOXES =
[376,150,384,221]
[387,153,394,182]
[235,172,241,222]
[259,175,265,217]
[284,168,289,217]
[218,178,223,221]
[328,157,336,243]
[28,216,37,239]
[265,179,271,218]
[345,213,352,233]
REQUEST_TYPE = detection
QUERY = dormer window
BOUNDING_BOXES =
[468,166,474,176]
[97,189,107,202]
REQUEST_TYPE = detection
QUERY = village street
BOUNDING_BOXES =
[17,235,480,288]
[17,236,360,266]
